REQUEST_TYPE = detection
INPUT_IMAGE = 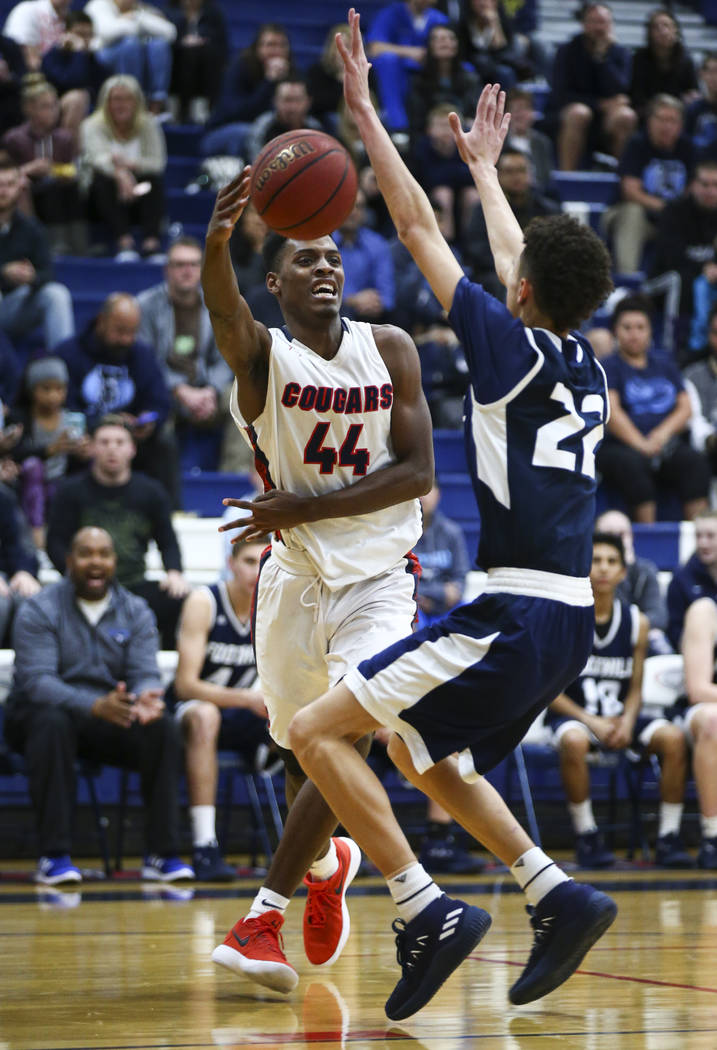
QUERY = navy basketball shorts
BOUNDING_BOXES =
[343,569,594,781]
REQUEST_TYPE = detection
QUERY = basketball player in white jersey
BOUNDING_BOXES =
[201,174,434,992]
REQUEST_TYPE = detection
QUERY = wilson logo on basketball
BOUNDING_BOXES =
[254,141,316,191]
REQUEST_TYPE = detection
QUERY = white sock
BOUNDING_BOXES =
[308,839,338,882]
[387,862,442,923]
[701,814,717,839]
[190,805,216,848]
[658,802,683,838]
[511,847,570,908]
[567,799,597,835]
[247,886,290,919]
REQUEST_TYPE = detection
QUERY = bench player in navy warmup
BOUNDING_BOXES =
[201,105,434,986]
[286,11,619,1021]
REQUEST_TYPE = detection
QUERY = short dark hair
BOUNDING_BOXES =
[520,214,613,332]
[262,231,290,274]
[610,292,653,329]
[593,530,626,565]
[168,234,202,254]
[91,413,135,437]
[230,534,271,556]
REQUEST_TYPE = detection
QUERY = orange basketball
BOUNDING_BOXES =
[250,129,358,240]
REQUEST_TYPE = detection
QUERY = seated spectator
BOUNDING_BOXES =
[54,292,178,504]
[79,74,166,259]
[0,33,27,136]
[167,537,270,881]
[0,158,74,351]
[244,77,323,163]
[679,591,717,868]
[462,146,558,299]
[3,0,68,72]
[407,22,480,147]
[46,417,190,648]
[411,103,481,242]
[595,508,672,654]
[0,481,39,644]
[137,236,232,473]
[230,203,267,294]
[202,22,295,159]
[84,0,176,115]
[650,158,717,346]
[603,94,693,274]
[2,77,86,255]
[546,533,691,869]
[685,307,717,467]
[365,0,449,136]
[3,0,93,133]
[596,294,710,523]
[547,2,636,171]
[3,524,194,885]
[414,325,469,426]
[686,51,717,155]
[7,356,90,548]
[629,8,699,121]
[415,478,470,626]
[166,0,228,125]
[666,510,717,650]
[333,188,396,323]
[0,327,22,406]
[503,87,554,194]
[307,23,350,129]
[457,0,535,89]
[40,11,110,129]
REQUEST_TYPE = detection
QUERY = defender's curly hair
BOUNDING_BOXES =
[520,214,614,333]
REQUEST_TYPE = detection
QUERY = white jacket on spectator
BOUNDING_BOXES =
[85,0,176,47]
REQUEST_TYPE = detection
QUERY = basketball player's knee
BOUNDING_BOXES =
[184,701,220,744]
[657,724,687,759]
[287,708,316,764]
[560,729,589,760]
[695,707,717,745]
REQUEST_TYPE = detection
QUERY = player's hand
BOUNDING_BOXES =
[337,8,373,117]
[160,569,190,599]
[220,489,311,542]
[589,715,615,745]
[449,83,511,171]
[133,688,165,724]
[605,714,633,750]
[206,167,252,245]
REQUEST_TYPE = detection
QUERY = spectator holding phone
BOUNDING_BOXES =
[7,356,90,548]
[54,292,180,506]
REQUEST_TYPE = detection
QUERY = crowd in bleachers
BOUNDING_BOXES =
[7,0,717,878]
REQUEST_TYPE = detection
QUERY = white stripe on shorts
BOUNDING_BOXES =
[345,629,500,776]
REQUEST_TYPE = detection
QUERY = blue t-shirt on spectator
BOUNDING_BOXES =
[365,2,448,47]
[618,131,694,214]
[602,350,685,435]
[333,227,396,312]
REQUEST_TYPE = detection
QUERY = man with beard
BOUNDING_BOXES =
[3,525,193,885]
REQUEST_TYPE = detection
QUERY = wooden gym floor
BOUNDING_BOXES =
[2,866,717,1050]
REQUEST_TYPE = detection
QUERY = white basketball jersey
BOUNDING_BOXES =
[230,319,422,587]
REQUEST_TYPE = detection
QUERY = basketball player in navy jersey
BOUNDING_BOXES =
[167,537,270,882]
[279,10,618,1021]
[202,106,434,986]
[547,533,692,870]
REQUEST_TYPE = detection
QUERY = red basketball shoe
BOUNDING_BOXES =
[303,837,362,966]
[212,910,298,993]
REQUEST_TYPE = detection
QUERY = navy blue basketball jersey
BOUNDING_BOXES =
[197,582,257,690]
[564,598,640,716]
[448,277,609,578]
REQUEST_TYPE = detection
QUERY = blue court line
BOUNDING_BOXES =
[2,874,717,905]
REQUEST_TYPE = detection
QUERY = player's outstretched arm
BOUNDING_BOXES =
[337,8,462,313]
[449,84,524,287]
[202,167,270,421]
